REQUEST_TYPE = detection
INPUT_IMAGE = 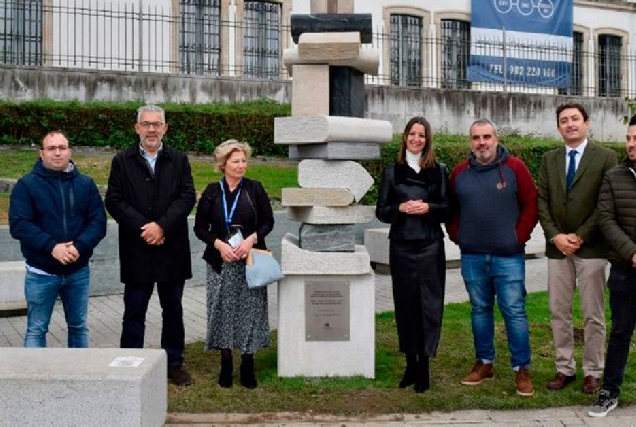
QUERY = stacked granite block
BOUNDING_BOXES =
[275,0,392,379]
[277,1,392,253]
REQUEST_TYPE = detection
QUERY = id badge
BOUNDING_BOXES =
[227,229,244,249]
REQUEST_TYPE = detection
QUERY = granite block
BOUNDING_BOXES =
[298,32,361,62]
[280,233,371,275]
[287,206,375,225]
[330,66,365,117]
[298,159,374,202]
[310,0,354,14]
[289,142,380,160]
[292,64,330,116]
[291,14,372,44]
[0,348,167,427]
[299,224,356,252]
[0,261,26,316]
[274,116,393,145]
[283,47,379,77]
[282,187,354,207]
[277,272,375,378]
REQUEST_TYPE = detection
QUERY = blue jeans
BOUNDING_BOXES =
[24,266,91,348]
[461,253,531,368]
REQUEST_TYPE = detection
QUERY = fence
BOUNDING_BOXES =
[1,0,635,98]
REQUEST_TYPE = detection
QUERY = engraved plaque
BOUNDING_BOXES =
[305,280,350,341]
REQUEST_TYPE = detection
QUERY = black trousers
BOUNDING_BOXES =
[603,266,636,397]
[390,238,446,356]
[120,280,186,368]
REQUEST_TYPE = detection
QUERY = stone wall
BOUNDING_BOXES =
[0,67,627,141]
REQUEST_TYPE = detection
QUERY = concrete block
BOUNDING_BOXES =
[289,142,381,160]
[291,14,372,44]
[298,159,374,202]
[282,187,354,207]
[281,233,370,275]
[330,66,365,117]
[274,116,393,145]
[287,206,376,225]
[299,224,355,252]
[0,348,167,427]
[292,64,330,117]
[283,47,379,77]
[277,271,374,378]
[298,32,361,62]
[310,0,354,14]
[364,225,548,269]
[0,261,26,316]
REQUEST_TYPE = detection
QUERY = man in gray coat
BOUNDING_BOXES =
[588,115,636,417]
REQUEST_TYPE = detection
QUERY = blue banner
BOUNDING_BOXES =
[468,0,573,87]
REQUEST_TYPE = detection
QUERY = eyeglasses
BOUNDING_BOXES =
[138,121,165,129]
[41,145,69,152]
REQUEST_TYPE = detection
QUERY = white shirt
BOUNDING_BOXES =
[566,139,587,173]
[406,151,422,173]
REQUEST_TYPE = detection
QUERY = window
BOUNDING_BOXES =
[0,0,42,66]
[558,31,583,96]
[390,14,422,87]
[243,1,281,79]
[597,34,622,97]
[440,19,470,89]
[179,0,221,76]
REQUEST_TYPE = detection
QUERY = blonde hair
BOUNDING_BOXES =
[213,139,252,172]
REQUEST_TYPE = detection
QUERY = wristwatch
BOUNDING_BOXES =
[251,234,258,244]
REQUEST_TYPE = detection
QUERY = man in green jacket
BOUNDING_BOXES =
[538,103,617,394]
[588,115,636,417]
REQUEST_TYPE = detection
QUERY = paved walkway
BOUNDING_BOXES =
[2,253,634,425]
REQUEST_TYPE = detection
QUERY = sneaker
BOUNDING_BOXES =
[168,366,193,387]
[515,368,535,397]
[461,361,494,385]
[588,389,618,418]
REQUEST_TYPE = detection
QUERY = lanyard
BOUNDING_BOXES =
[220,178,243,231]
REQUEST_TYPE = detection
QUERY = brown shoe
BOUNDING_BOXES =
[583,375,600,394]
[461,361,494,385]
[168,366,193,387]
[547,372,576,390]
[516,368,535,397]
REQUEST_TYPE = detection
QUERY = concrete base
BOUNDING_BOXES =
[0,348,167,427]
[278,273,375,378]
[0,261,27,316]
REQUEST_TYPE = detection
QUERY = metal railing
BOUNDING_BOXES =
[1,0,635,97]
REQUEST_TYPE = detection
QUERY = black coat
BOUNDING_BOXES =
[376,162,450,356]
[194,178,274,273]
[104,144,196,284]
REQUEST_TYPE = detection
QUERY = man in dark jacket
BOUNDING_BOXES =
[105,105,196,386]
[447,119,538,397]
[9,131,107,348]
[588,115,636,417]
[538,103,617,394]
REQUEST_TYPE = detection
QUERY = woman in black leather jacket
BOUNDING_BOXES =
[376,116,450,393]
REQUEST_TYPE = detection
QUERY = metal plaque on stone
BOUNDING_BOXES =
[305,280,350,341]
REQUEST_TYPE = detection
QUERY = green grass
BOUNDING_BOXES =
[0,147,298,212]
[168,290,634,415]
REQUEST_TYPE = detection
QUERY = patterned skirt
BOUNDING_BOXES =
[204,261,270,354]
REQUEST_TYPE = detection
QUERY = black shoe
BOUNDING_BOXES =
[240,355,257,389]
[218,357,233,388]
[399,364,417,388]
[168,366,193,387]
[414,357,430,394]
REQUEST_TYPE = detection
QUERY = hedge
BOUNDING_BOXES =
[0,99,290,156]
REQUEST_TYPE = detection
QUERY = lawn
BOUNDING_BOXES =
[0,147,298,224]
[167,290,635,415]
